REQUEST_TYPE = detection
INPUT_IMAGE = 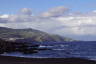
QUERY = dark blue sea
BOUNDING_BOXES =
[1,41,96,61]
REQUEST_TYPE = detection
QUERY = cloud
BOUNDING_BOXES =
[8,15,33,22]
[41,6,70,17]
[0,14,9,18]
[19,8,32,16]
[54,16,96,35]
[0,7,96,41]
[0,14,9,23]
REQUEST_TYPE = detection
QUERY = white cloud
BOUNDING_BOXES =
[54,16,96,35]
[19,8,32,16]
[41,6,69,17]
[0,14,9,18]
[0,23,7,27]
[0,7,96,40]
[92,10,96,13]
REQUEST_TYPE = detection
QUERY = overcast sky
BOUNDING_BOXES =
[0,0,96,41]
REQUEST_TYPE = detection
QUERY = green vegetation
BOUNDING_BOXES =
[0,27,75,42]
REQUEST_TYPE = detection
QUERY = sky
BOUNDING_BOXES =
[0,0,96,41]
[0,0,96,14]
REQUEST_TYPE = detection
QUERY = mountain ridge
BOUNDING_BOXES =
[0,27,75,42]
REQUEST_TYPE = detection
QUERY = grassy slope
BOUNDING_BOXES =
[0,27,74,42]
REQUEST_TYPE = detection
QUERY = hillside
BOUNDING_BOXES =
[0,27,75,42]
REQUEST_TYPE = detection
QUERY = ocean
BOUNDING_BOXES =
[1,41,96,61]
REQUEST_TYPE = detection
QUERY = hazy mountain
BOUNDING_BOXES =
[0,27,75,42]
